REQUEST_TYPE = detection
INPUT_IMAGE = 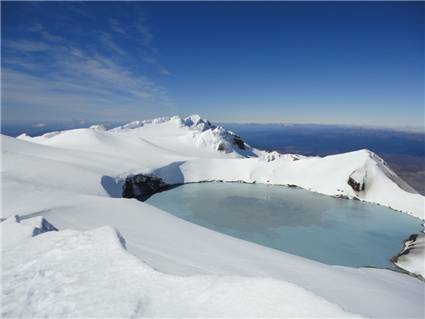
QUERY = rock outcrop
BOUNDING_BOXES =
[232,136,246,150]
[392,233,425,278]
[348,168,366,192]
[122,174,170,201]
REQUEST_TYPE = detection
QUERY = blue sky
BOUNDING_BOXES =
[1,2,424,128]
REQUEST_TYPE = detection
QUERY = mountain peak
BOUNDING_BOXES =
[183,114,213,131]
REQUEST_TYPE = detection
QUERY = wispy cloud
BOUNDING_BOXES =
[2,59,173,120]
[29,23,62,42]
[109,19,126,35]
[108,12,170,75]
[99,32,126,55]
[3,43,172,121]
[2,5,174,120]
[135,20,154,49]
[32,122,46,128]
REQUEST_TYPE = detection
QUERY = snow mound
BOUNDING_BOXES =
[115,115,183,130]
[262,151,306,162]
[89,124,106,132]
[1,219,361,318]
[182,124,254,155]
[18,130,61,140]
[16,133,30,139]
[112,114,253,156]
[181,114,251,154]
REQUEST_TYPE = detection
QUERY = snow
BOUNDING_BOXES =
[2,114,425,318]
[160,150,424,219]
[89,124,106,132]
[1,215,56,249]
[394,233,425,278]
[2,217,362,318]
[13,115,423,219]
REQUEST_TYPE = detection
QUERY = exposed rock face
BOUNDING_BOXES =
[15,215,58,233]
[122,174,170,201]
[217,143,225,151]
[232,136,246,150]
[183,114,213,131]
[392,233,425,279]
[31,217,58,236]
[348,177,365,192]
[348,168,366,192]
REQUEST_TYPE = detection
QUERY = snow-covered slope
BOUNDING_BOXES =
[2,114,425,318]
[11,114,424,219]
[2,217,361,318]
[1,215,56,249]
[17,114,255,159]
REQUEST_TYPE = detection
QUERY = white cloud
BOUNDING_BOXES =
[136,22,154,49]
[99,32,126,55]
[29,23,62,42]
[2,42,173,119]
[2,7,173,120]
[109,19,126,35]
[32,123,47,128]
[131,14,170,75]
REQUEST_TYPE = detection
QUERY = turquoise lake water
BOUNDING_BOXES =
[146,182,423,268]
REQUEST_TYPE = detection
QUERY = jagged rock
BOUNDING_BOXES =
[32,218,58,236]
[15,215,58,236]
[184,114,213,131]
[232,136,246,150]
[392,233,425,278]
[348,177,364,192]
[122,174,169,201]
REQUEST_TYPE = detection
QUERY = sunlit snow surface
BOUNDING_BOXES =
[2,115,425,318]
[2,219,362,318]
[147,183,422,268]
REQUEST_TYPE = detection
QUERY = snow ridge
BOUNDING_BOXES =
[110,114,253,156]
[10,115,425,218]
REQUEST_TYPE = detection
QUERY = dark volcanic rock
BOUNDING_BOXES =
[233,136,246,150]
[347,177,365,192]
[122,174,169,201]
[398,234,419,256]
[14,215,58,236]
